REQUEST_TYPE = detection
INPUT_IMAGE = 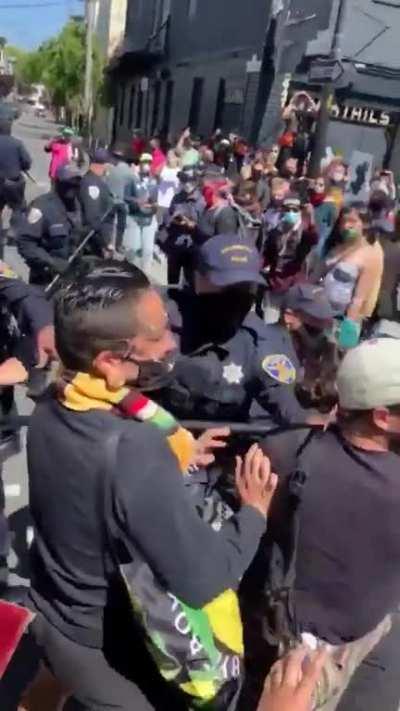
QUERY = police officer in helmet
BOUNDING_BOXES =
[161,233,303,426]
[0,119,32,251]
[158,166,205,285]
[0,264,54,596]
[79,148,114,259]
[18,164,82,287]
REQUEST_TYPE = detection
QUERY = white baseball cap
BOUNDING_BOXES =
[338,338,400,410]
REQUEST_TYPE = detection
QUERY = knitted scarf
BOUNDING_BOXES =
[57,371,195,473]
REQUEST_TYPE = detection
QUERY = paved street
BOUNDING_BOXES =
[3,109,55,590]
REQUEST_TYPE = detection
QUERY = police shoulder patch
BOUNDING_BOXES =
[88,185,100,200]
[262,354,296,384]
[28,207,43,224]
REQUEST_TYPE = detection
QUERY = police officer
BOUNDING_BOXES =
[161,233,304,426]
[0,120,32,249]
[79,148,114,258]
[270,283,337,399]
[0,264,54,596]
[195,179,240,243]
[158,166,206,285]
[17,164,82,286]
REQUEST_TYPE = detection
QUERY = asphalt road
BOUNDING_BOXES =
[1,111,399,710]
[3,109,55,590]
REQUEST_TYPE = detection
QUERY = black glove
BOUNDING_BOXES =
[50,257,70,275]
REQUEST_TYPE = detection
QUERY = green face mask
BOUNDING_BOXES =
[341,227,359,241]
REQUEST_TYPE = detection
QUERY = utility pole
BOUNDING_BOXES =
[308,0,350,177]
[84,0,96,139]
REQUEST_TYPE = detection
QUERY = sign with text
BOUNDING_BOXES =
[330,103,391,127]
[345,150,374,204]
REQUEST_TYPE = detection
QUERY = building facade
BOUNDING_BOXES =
[93,0,128,143]
[290,0,400,169]
[111,0,274,144]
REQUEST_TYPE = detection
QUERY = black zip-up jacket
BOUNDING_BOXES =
[28,397,265,648]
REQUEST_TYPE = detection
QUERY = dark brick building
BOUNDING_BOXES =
[111,0,278,144]
[110,0,344,147]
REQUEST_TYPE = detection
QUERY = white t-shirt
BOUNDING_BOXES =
[157,166,180,208]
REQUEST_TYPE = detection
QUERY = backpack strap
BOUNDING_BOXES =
[97,429,124,577]
[263,428,317,648]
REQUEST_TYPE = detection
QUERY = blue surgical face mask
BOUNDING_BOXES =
[282,210,300,228]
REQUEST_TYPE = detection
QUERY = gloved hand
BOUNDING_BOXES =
[50,257,70,275]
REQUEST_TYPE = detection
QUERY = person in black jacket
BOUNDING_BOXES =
[0,121,32,249]
[157,166,205,285]
[17,164,82,286]
[79,149,114,258]
[27,260,276,711]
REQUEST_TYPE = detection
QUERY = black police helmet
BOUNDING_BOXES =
[177,167,199,184]
[55,164,82,185]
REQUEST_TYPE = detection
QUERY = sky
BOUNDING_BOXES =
[1,0,83,50]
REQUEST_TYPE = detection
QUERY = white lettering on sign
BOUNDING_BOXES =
[329,103,391,127]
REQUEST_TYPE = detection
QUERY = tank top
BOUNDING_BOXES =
[324,261,360,316]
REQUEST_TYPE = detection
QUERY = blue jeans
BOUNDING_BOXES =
[123,216,157,276]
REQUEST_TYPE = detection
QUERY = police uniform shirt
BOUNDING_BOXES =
[18,192,76,274]
[0,267,53,425]
[164,293,303,425]
[0,135,32,180]
[79,171,114,253]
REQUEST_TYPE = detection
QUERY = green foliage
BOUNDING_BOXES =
[8,20,103,121]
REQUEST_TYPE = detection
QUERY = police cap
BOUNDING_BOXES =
[178,166,199,184]
[197,234,266,287]
[90,148,111,165]
[283,283,334,322]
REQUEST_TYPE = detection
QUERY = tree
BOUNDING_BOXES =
[7,20,103,128]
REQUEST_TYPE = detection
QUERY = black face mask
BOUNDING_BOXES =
[125,353,177,391]
[195,289,255,344]
[56,181,80,211]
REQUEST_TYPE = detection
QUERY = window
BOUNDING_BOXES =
[213,79,226,131]
[136,89,144,128]
[187,0,197,19]
[162,80,174,136]
[151,81,162,134]
[128,85,136,129]
[188,77,204,132]
[119,83,126,127]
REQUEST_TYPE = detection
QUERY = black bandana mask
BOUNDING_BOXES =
[125,353,177,391]
[195,289,255,344]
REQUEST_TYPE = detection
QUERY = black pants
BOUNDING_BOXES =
[113,203,127,251]
[167,250,193,287]
[0,177,26,230]
[30,612,188,711]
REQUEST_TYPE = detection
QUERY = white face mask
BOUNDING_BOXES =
[141,164,151,176]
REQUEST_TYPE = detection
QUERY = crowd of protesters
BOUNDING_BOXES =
[0,90,399,711]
